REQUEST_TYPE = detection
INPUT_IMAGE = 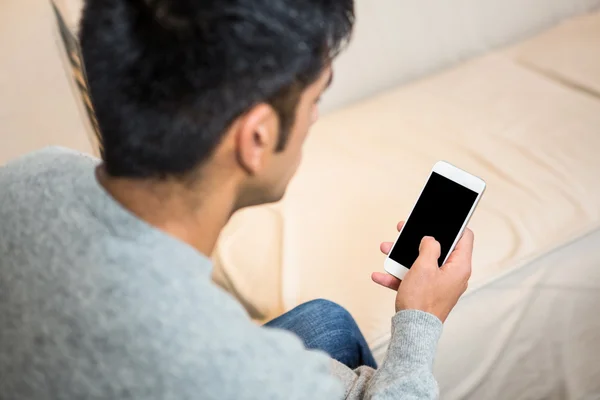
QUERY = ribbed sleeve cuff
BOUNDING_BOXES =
[388,310,443,367]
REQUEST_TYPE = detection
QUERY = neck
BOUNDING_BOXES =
[96,166,237,256]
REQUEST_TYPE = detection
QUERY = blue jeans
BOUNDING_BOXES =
[265,299,377,369]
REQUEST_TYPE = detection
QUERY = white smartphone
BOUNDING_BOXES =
[384,161,486,280]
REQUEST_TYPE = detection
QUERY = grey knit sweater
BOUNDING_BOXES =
[0,147,442,399]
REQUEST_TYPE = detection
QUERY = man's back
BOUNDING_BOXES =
[0,147,342,399]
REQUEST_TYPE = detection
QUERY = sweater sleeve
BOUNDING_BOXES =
[331,310,443,399]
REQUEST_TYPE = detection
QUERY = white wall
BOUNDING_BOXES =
[321,0,600,113]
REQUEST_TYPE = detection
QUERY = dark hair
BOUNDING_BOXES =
[79,0,354,178]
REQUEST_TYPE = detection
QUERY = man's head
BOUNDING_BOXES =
[80,0,354,207]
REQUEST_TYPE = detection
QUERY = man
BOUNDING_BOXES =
[0,0,473,398]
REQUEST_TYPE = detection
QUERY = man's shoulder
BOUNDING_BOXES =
[1,146,97,190]
[1,145,96,175]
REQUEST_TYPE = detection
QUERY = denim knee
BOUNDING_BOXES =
[267,298,377,369]
[299,299,357,330]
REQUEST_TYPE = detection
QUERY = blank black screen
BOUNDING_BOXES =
[389,172,478,268]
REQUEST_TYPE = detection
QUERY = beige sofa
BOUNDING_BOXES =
[2,1,600,399]
[0,0,94,163]
[215,10,600,399]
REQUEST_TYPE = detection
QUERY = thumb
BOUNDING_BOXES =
[414,236,441,268]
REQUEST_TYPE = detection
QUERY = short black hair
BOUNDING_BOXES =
[79,0,354,178]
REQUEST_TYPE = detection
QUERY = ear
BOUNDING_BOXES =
[235,103,279,175]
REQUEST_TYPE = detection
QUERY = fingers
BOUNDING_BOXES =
[447,228,474,265]
[380,221,405,255]
[414,236,441,268]
[457,228,474,253]
[441,229,474,280]
[376,221,408,289]
[371,272,401,291]
[380,242,393,255]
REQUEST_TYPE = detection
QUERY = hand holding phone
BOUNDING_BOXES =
[384,161,485,280]
[373,224,474,322]
[372,161,484,322]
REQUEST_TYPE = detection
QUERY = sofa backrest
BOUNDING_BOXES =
[0,0,94,164]
[322,0,600,113]
[52,0,600,116]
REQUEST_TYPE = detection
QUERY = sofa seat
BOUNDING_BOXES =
[213,12,600,349]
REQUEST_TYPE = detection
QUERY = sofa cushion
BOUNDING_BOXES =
[212,205,285,322]
[214,52,600,341]
[512,11,600,97]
